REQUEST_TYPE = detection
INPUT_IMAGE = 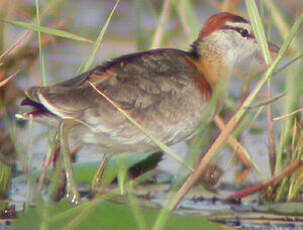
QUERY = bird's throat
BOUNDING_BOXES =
[190,54,232,90]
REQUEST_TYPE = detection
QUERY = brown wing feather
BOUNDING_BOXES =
[28,49,211,125]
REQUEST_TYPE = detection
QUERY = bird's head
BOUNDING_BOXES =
[190,12,278,87]
[192,12,258,66]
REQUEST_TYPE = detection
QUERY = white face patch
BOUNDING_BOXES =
[202,22,257,65]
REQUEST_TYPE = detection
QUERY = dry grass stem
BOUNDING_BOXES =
[267,85,276,176]
[37,139,60,194]
[151,0,170,49]
[227,155,303,200]
[0,70,18,88]
[273,107,303,121]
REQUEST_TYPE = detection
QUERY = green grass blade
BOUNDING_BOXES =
[25,117,34,209]
[132,0,154,51]
[172,0,200,41]
[35,0,46,86]
[150,0,171,49]
[246,0,272,64]
[246,1,277,176]
[80,0,120,73]
[1,19,94,43]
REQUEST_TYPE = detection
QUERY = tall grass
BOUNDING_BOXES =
[1,0,303,229]
[163,0,303,214]
[79,0,120,73]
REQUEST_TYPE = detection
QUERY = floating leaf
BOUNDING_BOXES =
[11,200,226,230]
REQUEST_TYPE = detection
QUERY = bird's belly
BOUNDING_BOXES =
[70,88,214,155]
[70,117,200,155]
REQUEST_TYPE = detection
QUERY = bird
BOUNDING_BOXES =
[17,12,276,202]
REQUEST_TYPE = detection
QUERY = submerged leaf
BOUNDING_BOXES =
[11,200,227,230]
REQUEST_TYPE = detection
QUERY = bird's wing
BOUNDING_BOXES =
[27,49,211,122]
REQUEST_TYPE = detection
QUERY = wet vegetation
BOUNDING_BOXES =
[0,0,303,229]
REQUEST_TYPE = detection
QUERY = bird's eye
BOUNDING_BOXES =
[239,28,249,38]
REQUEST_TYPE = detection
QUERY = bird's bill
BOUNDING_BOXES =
[255,42,280,63]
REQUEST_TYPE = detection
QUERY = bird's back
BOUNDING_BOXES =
[22,48,213,154]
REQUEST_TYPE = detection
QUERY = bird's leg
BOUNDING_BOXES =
[91,155,111,191]
[59,120,80,203]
